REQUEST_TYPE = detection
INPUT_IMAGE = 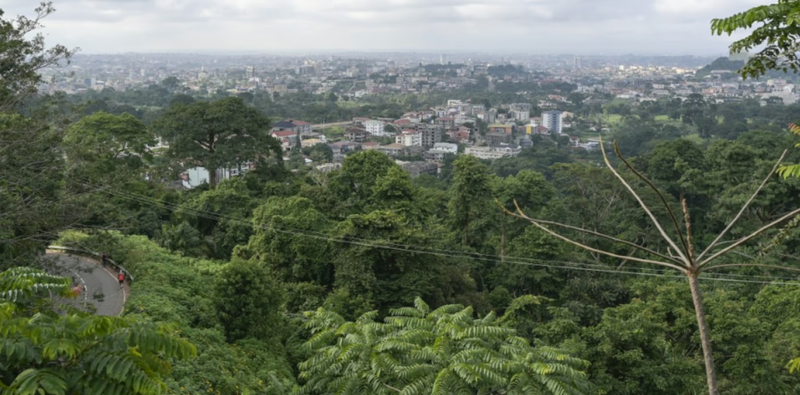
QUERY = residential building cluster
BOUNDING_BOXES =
[46,53,796,106]
[262,99,598,180]
[47,52,798,186]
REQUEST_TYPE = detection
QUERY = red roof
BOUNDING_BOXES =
[394,119,412,125]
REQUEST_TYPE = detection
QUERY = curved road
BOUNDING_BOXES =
[47,252,126,316]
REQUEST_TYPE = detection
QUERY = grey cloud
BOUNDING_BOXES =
[0,0,760,53]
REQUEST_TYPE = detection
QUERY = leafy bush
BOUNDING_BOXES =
[56,231,296,394]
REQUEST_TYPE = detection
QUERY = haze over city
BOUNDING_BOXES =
[4,0,763,54]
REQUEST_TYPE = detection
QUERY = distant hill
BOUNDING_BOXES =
[695,57,745,78]
[695,57,796,80]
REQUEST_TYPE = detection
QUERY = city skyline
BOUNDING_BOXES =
[5,0,762,55]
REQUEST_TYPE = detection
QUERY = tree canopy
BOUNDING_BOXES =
[154,97,282,186]
[299,297,590,395]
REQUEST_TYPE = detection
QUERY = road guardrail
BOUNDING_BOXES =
[47,245,134,283]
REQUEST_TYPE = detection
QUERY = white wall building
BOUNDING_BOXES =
[542,110,563,134]
[183,165,251,189]
[761,90,798,105]
[395,130,422,146]
[465,146,521,160]
[432,142,458,154]
[365,120,387,136]
[513,111,531,122]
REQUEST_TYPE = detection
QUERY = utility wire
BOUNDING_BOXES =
[90,184,737,276]
[86,184,691,274]
[93,182,800,285]
[79,180,800,286]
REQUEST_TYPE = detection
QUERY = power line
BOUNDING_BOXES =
[92,183,800,285]
[80,180,800,286]
[86,184,679,271]
[87,184,690,273]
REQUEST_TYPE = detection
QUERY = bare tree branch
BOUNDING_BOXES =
[599,137,690,266]
[617,241,642,269]
[699,207,800,267]
[681,197,696,261]
[504,209,682,265]
[614,141,692,261]
[697,149,788,261]
[731,250,758,260]
[503,201,687,272]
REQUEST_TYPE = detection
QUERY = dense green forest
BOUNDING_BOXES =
[6,3,800,395]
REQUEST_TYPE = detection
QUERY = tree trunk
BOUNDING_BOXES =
[688,272,718,395]
[500,230,506,262]
[208,167,218,187]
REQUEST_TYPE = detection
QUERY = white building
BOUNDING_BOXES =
[513,111,531,122]
[432,142,458,154]
[183,164,252,189]
[465,145,521,160]
[761,90,798,105]
[542,110,563,134]
[316,163,342,173]
[365,120,387,136]
[511,103,532,119]
[395,130,422,146]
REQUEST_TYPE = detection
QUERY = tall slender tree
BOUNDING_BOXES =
[448,155,493,247]
[501,138,800,395]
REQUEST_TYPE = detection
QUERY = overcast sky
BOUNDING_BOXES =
[4,0,764,55]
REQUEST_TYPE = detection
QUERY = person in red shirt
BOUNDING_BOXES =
[117,271,125,288]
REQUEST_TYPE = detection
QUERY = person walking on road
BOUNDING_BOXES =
[71,282,84,296]
[101,252,108,267]
[117,270,125,288]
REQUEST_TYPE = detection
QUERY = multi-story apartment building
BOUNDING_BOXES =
[346,127,371,143]
[395,130,422,146]
[420,125,442,148]
[542,110,563,134]
[436,117,455,129]
[365,120,387,136]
